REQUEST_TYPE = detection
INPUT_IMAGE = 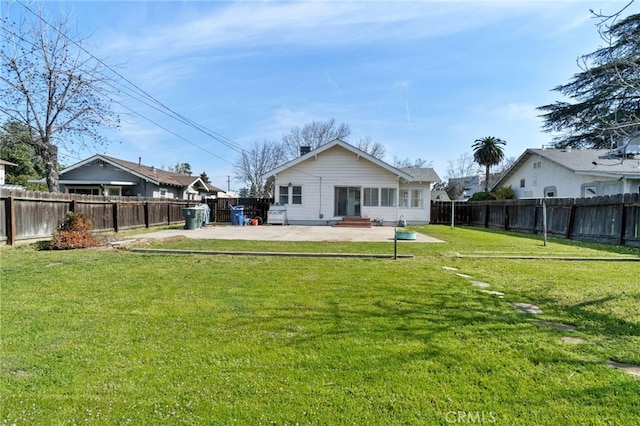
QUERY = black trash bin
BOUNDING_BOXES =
[182,207,200,230]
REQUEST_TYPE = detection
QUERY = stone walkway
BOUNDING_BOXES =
[441,265,640,378]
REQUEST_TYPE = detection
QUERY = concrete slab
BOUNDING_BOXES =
[510,302,543,314]
[132,225,444,243]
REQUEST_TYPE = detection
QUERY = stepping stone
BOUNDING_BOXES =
[442,266,459,271]
[480,290,504,298]
[605,360,640,377]
[561,337,589,344]
[471,281,491,288]
[510,302,543,314]
[531,320,576,331]
[455,273,473,278]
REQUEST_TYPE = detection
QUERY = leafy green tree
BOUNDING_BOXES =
[538,8,640,148]
[472,136,506,191]
[0,121,46,189]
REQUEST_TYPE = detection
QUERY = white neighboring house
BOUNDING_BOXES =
[0,159,17,186]
[492,145,640,199]
[38,154,224,199]
[262,139,441,225]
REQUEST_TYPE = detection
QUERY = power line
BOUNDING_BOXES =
[12,0,248,157]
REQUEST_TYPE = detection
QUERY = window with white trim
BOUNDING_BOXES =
[363,187,379,206]
[67,186,100,195]
[411,189,423,208]
[291,186,302,204]
[279,186,288,205]
[400,190,409,208]
[380,188,396,207]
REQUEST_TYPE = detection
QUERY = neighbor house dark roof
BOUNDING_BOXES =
[61,154,224,192]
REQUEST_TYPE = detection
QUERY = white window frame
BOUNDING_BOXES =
[380,188,396,207]
[291,185,302,205]
[67,186,100,195]
[278,186,289,205]
[363,187,379,206]
[410,189,423,208]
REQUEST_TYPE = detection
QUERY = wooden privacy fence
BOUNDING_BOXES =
[431,193,640,248]
[0,189,197,245]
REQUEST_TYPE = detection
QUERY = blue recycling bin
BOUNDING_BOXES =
[231,205,245,226]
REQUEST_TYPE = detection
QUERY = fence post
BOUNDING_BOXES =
[484,204,490,228]
[618,194,627,246]
[7,196,16,246]
[113,202,119,233]
[144,201,150,228]
[565,201,576,239]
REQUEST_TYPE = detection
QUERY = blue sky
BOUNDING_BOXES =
[9,0,632,191]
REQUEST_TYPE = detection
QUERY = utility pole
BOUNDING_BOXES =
[227,176,230,192]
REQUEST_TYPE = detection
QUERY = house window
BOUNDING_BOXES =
[363,187,379,206]
[279,186,289,204]
[400,190,409,208]
[411,189,423,208]
[291,186,302,204]
[520,179,526,188]
[67,186,100,195]
[544,186,557,198]
[584,186,597,198]
[159,188,168,198]
[106,186,121,196]
[380,188,396,207]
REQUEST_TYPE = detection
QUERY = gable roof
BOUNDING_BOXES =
[263,139,431,182]
[400,167,441,183]
[60,154,223,192]
[493,148,640,189]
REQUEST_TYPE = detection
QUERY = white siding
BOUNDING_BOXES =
[398,183,432,224]
[273,145,402,225]
[501,155,623,198]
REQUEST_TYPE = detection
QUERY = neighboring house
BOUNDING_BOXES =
[431,190,451,201]
[0,159,17,186]
[262,139,441,225]
[492,146,640,199]
[50,154,223,199]
[448,173,502,200]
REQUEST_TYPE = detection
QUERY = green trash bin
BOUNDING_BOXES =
[182,208,199,230]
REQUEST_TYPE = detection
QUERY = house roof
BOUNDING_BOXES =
[263,139,439,182]
[400,167,441,183]
[493,148,640,189]
[0,159,18,167]
[60,154,224,192]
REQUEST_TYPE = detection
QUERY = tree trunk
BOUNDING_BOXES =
[484,166,491,192]
[41,143,60,193]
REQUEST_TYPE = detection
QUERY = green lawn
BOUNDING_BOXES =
[1,226,638,425]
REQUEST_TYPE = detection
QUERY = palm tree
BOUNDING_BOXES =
[472,136,506,191]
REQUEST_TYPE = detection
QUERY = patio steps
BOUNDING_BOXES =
[333,217,371,228]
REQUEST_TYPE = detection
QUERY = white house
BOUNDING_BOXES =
[262,139,441,226]
[47,154,224,199]
[0,159,17,186]
[492,147,640,199]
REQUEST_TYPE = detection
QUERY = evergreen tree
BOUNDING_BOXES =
[539,9,640,148]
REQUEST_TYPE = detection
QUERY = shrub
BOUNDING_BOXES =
[469,191,496,201]
[494,186,516,200]
[50,212,99,250]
